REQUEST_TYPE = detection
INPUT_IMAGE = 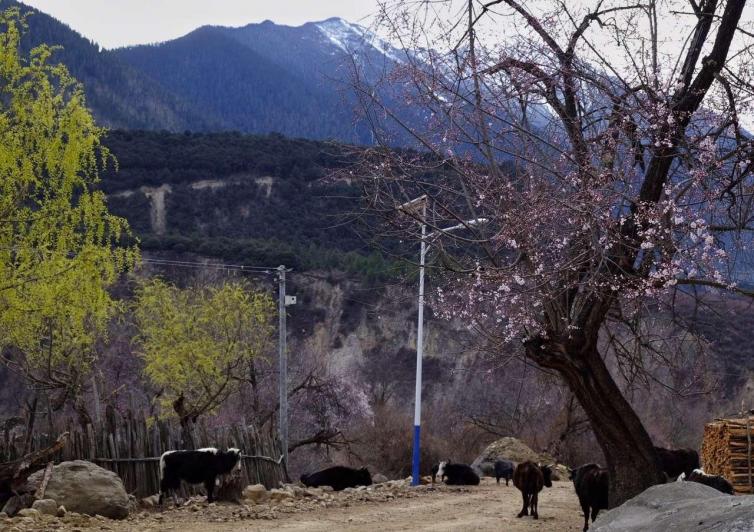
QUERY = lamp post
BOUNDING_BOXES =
[397,196,487,486]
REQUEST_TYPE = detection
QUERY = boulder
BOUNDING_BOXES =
[593,481,754,531]
[31,499,58,516]
[26,460,129,519]
[372,473,388,484]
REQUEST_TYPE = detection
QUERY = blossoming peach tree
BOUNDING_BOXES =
[354,0,754,505]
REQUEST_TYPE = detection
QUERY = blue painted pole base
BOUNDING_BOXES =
[411,424,421,486]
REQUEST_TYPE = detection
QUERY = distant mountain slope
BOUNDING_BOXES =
[109,26,357,140]
[7,0,217,130]
[10,0,409,141]
[110,18,405,143]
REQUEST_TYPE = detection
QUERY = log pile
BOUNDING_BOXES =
[701,417,754,493]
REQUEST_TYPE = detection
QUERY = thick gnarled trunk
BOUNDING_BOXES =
[527,337,664,507]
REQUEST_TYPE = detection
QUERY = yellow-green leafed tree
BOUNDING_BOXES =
[0,7,137,418]
[133,278,274,426]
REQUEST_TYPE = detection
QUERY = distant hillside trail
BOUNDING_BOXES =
[121,480,584,531]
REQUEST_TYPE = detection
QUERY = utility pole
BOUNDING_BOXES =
[277,265,288,471]
[411,201,427,486]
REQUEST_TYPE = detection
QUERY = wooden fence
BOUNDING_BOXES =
[0,411,286,497]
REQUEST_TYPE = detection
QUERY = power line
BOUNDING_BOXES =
[140,257,283,275]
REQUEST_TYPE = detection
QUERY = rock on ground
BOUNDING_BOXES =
[26,460,129,519]
[31,499,58,516]
[16,508,40,519]
[372,474,388,484]
[593,481,754,531]
[243,484,269,504]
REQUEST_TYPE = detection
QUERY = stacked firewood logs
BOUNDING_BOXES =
[701,417,754,493]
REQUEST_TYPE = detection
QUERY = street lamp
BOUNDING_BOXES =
[397,196,487,486]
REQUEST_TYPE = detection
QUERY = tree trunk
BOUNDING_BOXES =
[173,394,196,449]
[73,397,92,430]
[527,337,664,507]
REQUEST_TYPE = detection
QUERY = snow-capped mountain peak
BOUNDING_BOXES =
[315,17,364,52]
[314,17,404,63]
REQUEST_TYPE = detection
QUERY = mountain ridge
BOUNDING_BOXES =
[5,0,219,130]
[6,1,403,142]
[109,16,404,143]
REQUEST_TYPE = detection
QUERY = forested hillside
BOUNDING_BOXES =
[101,130,396,278]
[109,20,388,143]
[6,0,216,130]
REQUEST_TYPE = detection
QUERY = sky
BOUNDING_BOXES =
[21,0,381,49]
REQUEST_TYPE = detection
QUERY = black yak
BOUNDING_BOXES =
[513,461,552,519]
[494,460,514,486]
[300,466,372,491]
[570,463,609,531]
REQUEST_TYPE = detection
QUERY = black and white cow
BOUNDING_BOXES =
[679,468,735,495]
[158,447,242,505]
[437,461,481,485]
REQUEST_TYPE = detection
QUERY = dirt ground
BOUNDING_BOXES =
[111,479,585,532]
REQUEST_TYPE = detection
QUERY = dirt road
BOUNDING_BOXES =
[112,479,585,532]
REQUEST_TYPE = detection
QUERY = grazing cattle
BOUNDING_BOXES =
[654,446,700,480]
[513,461,552,519]
[494,460,515,486]
[682,469,735,495]
[300,466,372,491]
[437,462,480,486]
[159,447,242,505]
[570,464,609,532]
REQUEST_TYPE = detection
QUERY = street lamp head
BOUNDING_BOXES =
[396,195,428,216]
